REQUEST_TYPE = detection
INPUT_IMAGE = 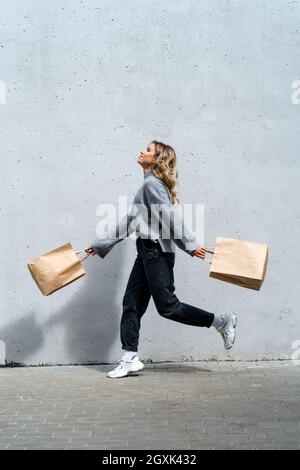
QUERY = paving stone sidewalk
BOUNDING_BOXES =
[0,360,299,450]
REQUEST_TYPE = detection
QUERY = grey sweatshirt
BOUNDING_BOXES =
[91,170,202,258]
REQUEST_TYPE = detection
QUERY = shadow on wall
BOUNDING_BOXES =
[0,313,44,365]
[0,243,130,367]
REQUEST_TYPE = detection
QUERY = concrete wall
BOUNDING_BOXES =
[1,0,299,365]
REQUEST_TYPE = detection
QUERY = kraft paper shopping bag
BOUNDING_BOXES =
[27,242,90,296]
[204,236,268,291]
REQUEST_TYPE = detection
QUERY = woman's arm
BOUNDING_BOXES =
[89,205,137,258]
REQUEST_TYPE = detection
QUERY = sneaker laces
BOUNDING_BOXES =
[221,317,235,341]
[222,329,230,341]
[217,319,230,342]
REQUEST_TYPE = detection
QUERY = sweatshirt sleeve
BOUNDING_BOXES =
[91,204,137,259]
[144,181,201,257]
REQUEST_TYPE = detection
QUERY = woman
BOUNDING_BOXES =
[85,140,237,379]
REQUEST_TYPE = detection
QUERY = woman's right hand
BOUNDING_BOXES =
[85,246,96,256]
[192,247,207,259]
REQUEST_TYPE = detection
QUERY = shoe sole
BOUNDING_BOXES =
[224,315,237,350]
[107,363,145,379]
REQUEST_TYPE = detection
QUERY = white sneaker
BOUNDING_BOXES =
[107,355,145,379]
[216,313,237,350]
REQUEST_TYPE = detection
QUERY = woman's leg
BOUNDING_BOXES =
[120,250,152,352]
[138,238,215,328]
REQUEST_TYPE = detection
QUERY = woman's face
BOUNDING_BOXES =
[137,143,157,169]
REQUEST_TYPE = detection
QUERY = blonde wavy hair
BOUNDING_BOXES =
[150,140,180,206]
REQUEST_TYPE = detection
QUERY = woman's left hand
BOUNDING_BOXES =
[193,247,207,259]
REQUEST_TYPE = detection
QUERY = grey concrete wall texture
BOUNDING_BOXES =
[0,0,299,366]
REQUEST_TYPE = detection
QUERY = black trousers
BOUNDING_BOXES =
[120,237,215,352]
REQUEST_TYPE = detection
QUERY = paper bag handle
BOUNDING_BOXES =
[202,246,215,265]
[75,249,90,261]
[203,246,215,254]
